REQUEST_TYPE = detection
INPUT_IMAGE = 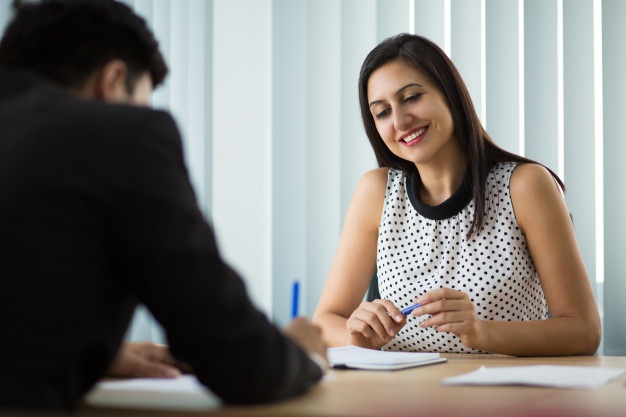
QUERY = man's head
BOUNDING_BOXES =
[0,0,167,104]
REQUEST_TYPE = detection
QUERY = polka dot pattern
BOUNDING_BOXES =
[377,162,548,353]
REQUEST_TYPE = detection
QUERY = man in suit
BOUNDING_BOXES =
[0,0,326,411]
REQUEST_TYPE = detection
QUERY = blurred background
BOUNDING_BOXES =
[1,0,623,355]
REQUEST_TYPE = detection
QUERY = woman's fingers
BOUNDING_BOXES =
[346,299,406,346]
[419,310,466,328]
[412,297,472,317]
[409,287,483,347]
[412,287,467,308]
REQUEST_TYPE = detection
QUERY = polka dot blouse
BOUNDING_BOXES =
[377,162,549,353]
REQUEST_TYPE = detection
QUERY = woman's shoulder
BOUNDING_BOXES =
[359,167,391,189]
[349,167,391,216]
[509,162,559,194]
[509,162,564,231]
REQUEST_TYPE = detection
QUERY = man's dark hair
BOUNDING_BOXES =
[0,0,168,91]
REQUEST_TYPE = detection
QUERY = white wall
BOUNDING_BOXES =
[1,0,623,354]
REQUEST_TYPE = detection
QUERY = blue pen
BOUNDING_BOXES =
[401,302,421,316]
[291,280,300,319]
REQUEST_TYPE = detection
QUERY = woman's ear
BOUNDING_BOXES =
[94,59,130,103]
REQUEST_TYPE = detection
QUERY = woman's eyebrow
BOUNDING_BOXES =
[369,82,424,108]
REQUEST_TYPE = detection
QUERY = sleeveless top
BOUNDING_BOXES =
[377,162,549,353]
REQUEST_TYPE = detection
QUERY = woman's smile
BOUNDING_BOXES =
[399,125,428,146]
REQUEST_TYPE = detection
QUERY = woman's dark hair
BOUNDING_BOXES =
[358,33,564,237]
[0,0,168,92]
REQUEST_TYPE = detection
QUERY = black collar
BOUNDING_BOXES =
[405,167,473,220]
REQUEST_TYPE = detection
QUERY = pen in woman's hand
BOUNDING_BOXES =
[401,303,421,316]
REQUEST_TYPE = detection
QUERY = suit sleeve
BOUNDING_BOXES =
[108,110,322,403]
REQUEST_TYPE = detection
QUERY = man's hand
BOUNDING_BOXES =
[283,317,328,369]
[106,342,188,378]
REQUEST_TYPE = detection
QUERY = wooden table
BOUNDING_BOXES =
[76,354,626,417]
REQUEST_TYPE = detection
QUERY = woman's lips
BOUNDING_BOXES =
[400,126,428,146]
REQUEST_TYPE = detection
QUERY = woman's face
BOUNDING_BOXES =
[367,59,456,167]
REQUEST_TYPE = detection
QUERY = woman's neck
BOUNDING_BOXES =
[415,147,469,206]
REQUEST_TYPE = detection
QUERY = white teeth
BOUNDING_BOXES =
[403,127,426,142]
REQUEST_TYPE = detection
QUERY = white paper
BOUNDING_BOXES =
[328,345,446,370]
[442,365,625,389]
[97,375,207,393]
[85,375,222,410]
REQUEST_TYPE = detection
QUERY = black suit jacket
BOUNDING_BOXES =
[0,68,321,411]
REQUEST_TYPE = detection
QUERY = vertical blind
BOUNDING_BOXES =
[0,0,623,355]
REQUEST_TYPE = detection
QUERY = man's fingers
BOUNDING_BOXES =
[106,342,188,378]
[135,360,181,378]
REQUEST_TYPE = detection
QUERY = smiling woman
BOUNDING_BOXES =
[312,33,601,357]
[366,60,459,199]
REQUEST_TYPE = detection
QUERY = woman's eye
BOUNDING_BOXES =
[405,93,422,102]
[375,108,391,120]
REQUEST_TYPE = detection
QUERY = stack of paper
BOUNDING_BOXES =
[442,365,625,389]
[328,345,446,370]
[85,375,221,410]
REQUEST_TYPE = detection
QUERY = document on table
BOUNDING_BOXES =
[328,345,446,370]
[442,365,625,389]
[85,375,221,410]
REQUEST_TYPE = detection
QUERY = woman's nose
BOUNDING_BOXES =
[393,107,412,130]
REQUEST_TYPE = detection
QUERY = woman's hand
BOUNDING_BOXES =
[412,288,485,350]
[346,299,406,350]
